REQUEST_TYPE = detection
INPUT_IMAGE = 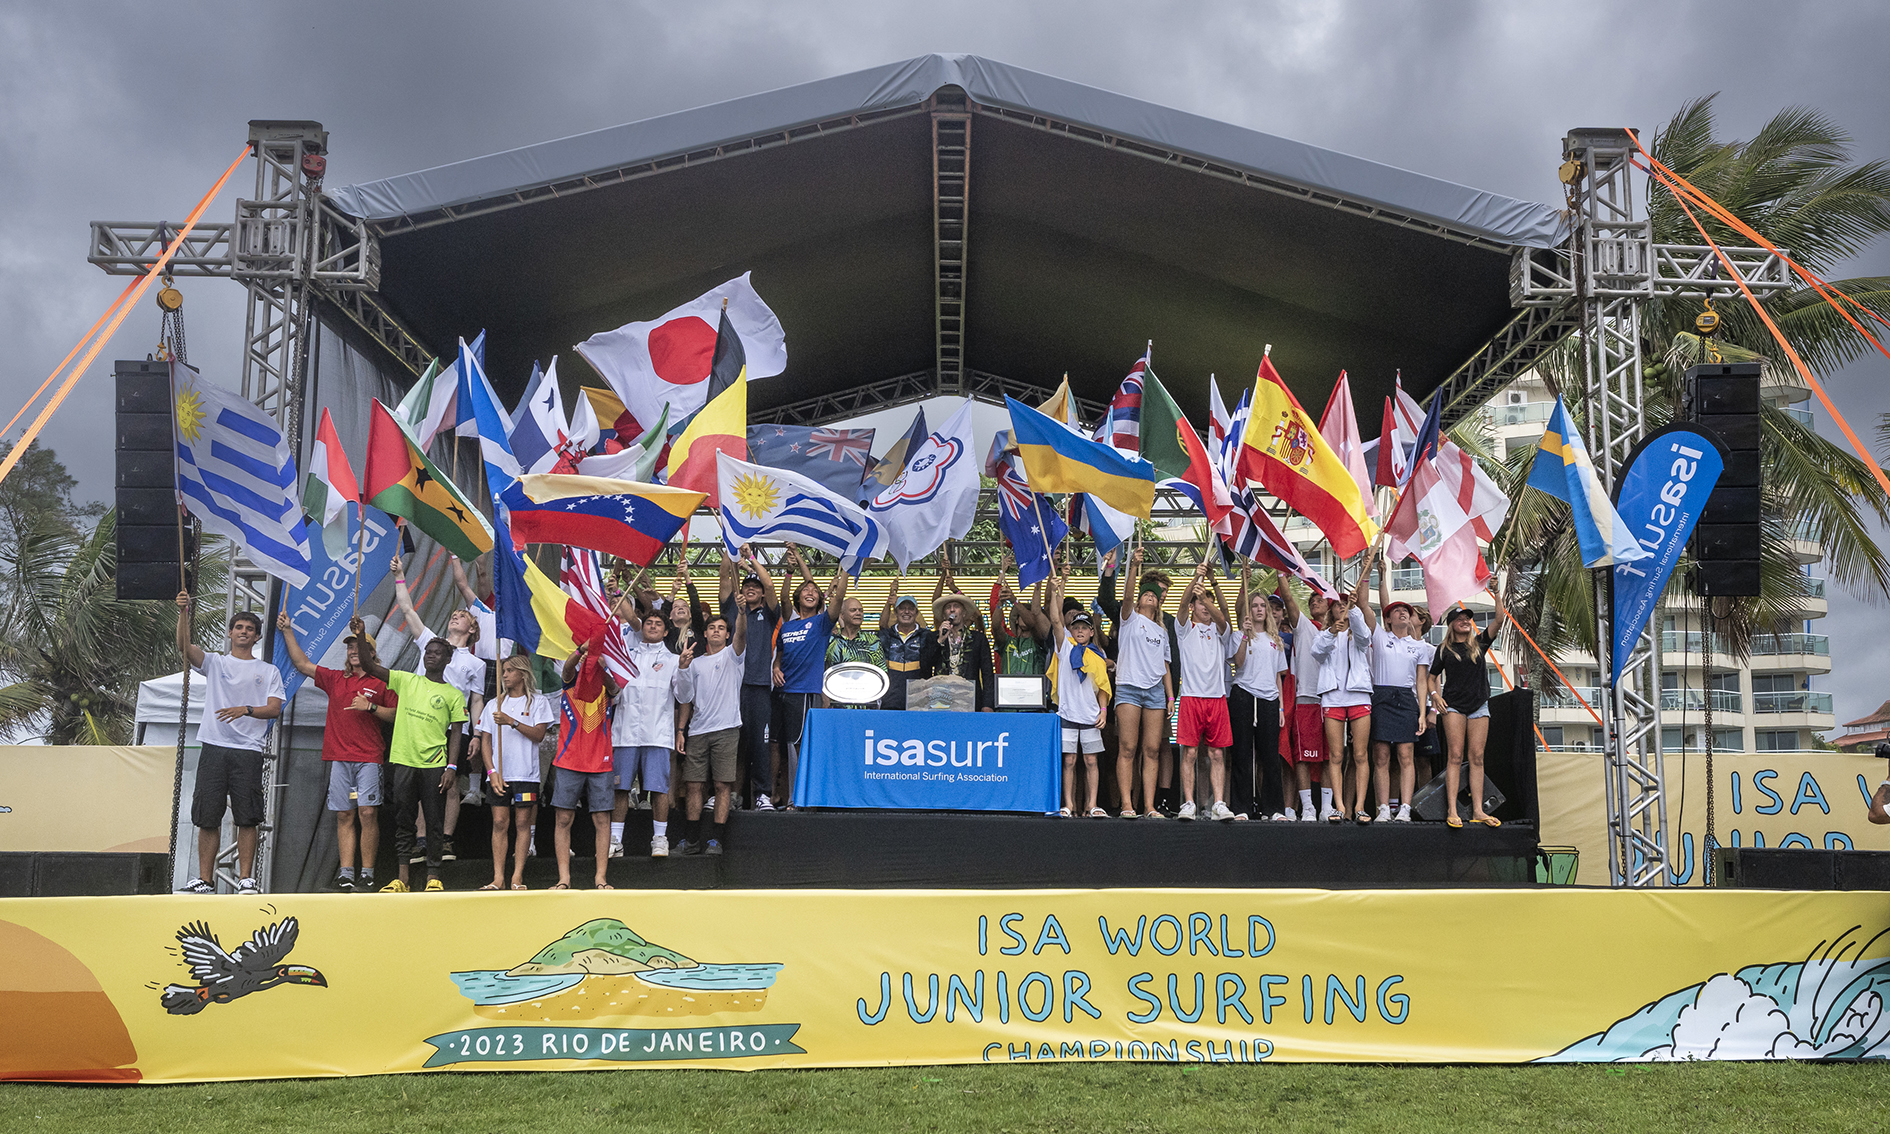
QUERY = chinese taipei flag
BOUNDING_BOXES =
[575,272,785,441]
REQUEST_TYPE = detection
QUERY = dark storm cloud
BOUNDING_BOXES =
[4,0,1888,726]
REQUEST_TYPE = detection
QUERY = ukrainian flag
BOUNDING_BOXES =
[1006,396,1157,519]
[1527,397,1649,567]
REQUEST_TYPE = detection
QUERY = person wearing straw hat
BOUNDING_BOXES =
[923,579,995,712]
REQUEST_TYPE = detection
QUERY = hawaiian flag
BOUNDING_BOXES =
[1096,347,1149,452]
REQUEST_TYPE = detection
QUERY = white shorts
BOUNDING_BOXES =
[1061,725,1104,755]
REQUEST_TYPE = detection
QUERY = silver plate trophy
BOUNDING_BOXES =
[823,661,890,707]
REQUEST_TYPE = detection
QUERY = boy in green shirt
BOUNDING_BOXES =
[360,636,467,892]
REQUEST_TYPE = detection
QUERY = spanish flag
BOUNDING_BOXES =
[1236,357,1378,558]
[664,308,748,508]
[363,399,494,561]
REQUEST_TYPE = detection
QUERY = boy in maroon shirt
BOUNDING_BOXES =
[277,613,393,891]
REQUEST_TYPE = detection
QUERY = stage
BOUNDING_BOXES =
[426,811,1538,891]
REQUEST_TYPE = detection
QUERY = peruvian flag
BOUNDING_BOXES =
[575,272,785,443]
[300,407,360,557]
[1317,370,1374,518]
[1384,440,1505,616]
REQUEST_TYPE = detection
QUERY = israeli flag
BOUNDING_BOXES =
[172,364,312,588]
[715,451,888,575]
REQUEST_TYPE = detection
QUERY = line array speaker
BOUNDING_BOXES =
[1684,363,1761,596]
[115,359,191,599]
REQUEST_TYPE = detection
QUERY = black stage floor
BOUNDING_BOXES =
[416,811,1538,892]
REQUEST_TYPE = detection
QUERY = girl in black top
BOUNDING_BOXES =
[1435,606,1498,828]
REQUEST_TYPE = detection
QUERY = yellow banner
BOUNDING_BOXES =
[3,887,1887,1081]
[0,746,176,854]
[1538,750,1890,884]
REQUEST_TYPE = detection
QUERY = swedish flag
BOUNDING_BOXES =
[1527,397,1649,567]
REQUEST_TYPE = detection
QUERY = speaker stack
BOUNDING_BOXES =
[1684,362,1762,597]
[115,359,191,600]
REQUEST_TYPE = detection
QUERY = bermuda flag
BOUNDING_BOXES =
[301,407,360,558]
[576,272,785,442]
[1385,444,1495,616]
[1095,347,1148,452]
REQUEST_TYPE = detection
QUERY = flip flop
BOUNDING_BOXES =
[1476,816,1502,828]
[1058,806,1073,817]
[548,882,569,890]
[596,882,615,890]
[1446,815,1464,829]
[1087,807,1109,818]
[478,881,504,890]
[510,883,528,891]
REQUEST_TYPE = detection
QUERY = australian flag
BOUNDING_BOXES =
[989,433,1067,587]
[747,424,876,497]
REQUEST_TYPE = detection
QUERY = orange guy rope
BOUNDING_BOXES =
[1486,650,1556,753]
[0,277,141,442]
[0,145,251,490]
[1485,589,1605,727]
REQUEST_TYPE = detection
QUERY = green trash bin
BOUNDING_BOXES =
[1536,846,1579,885]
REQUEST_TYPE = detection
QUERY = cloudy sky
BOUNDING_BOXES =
[4,0,1888,729]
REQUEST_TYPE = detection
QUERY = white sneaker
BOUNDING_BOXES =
[1209,801,1236,822]
[1301,804,1317,823]
[236,877,260,895]
[650,835,669,858]
[1272,811,1292,822]
[1320,806,1341,823]
[1395,804,1413,823]
[754,794,775,812]
[608,841,624,859]
[1177,801,1198,821]
[1375,804,1391,823]
[177,878,214,895]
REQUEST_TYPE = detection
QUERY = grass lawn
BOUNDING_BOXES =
[5,1062,1884,1133]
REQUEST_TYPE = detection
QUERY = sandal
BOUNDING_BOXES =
[1355,809,1372,824]
[478,881,504,890]
[548,882,569,890]
[510,882,528,891]
[1087,807,1108,818]
[1446,815,1464,829]
[1058,806,1073,818]
[1476,815,1502,828]
[595,882,615,890]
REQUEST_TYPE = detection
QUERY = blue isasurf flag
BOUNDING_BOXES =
[1527,396,1649,568]
[172,363,312,588]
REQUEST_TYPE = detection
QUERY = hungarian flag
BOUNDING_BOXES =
[301,407,360,557]
[665,310,748,508]
[1140,369,1231,531]
[1236,356,1379,559]
[575,272,784,442]
[363,398,493,561]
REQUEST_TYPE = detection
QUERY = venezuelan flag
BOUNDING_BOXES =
[1235,357,1378,558]
[503,474,704,567]
[1006,396,1157,518]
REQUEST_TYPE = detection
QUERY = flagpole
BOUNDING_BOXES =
[351,500,366,617]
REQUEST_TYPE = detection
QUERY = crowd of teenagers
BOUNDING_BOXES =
[175,532,1503,895]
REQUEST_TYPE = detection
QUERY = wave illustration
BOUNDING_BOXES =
[1544,926,1890,1061]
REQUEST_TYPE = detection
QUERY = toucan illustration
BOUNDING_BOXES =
[160,917,326,1014]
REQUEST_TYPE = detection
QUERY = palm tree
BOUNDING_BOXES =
[0,509,228,744]
[1493,96,1890,688]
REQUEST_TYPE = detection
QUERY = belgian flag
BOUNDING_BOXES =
[364,398,494,561]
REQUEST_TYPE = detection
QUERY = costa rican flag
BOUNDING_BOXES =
[807,427,874,467]
[1095,348,1148,452]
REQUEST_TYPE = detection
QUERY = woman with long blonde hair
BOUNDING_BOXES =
[1435,606,1499,828]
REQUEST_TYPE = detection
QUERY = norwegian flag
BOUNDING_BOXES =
[807,427,874,467]
[560,548,637,683]
[1223,486,1339,599]
[1094,348,1148,452]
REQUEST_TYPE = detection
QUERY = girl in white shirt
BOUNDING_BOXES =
[1232,573,1290,820]
[1113,546,1174,819]
[1312,553,1378,823]
[479,657,555,890]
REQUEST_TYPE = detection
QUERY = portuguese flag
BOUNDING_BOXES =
[364,398,493,561]
[1140,369,1232,530]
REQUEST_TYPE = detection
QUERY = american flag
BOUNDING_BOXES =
[560,548,638,682]
[1095,349,1148,452]
[807,427,874,467]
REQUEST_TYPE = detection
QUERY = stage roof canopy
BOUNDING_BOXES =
[333,54,1566,421]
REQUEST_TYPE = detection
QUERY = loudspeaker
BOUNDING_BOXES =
[1410,770,1505,822]
[1835,850,1890,890]
[0,852,172,896]
[115,359,186,599]
[1684,363,1761,596]
[1714,847,1838,889]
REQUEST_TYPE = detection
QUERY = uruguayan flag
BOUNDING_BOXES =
[715,451,888,575]
[172,364,312,587]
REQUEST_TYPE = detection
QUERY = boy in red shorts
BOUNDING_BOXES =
[1174,565,1236,822]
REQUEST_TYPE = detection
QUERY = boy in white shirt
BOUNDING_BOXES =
[1174,565,1237,822]
[610,610,687,858]
[675,610,748,856]
[1049,566,1111,818]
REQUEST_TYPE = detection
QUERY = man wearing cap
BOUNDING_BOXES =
[1369,553,1435,823]
[878,577,931,711]
[1049,564,1111,817]
[276,612,391,892]
[720,547,780,810]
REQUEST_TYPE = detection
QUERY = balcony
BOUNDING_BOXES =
[1659,689,1743,714]
[1484,401,1555,427]
[1780,405,1814,427]
[1802,577,1825,598]
[1391,567,1425,591]
[1751,633,1829,657]
[1787,518,1822,543]
[1539,687,1602,712]
[1753,690,1834,715]
[1660,631,1731,657]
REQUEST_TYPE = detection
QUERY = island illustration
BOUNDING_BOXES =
[450,919,782,1023]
